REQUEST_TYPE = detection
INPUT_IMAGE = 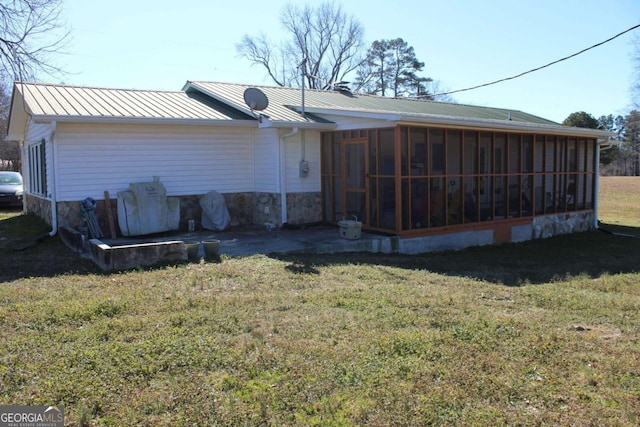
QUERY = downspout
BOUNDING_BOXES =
[48,121,58,236]
[19,140,26,214]
[594,138,611,230]
[279,127,299,225]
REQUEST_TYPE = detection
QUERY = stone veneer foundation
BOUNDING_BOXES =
[35,193,593,246]
[51,191,321,236]
[25,194,52,225]
[532,211,595,239]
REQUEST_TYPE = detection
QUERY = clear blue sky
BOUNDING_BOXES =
[50,0,639,123]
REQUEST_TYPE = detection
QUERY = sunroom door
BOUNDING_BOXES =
[343,139,368,225]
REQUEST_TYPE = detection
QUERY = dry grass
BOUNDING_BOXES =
[598,176,640,227]
[0,177,639,426]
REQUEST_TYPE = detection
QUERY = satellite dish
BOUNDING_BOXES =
[243,87,269,111]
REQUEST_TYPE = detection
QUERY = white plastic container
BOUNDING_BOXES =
[338,220,362,240]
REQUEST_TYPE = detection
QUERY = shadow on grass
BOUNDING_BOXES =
[0,213,103,282]
[271,223,640,286]
[2,211,640,286]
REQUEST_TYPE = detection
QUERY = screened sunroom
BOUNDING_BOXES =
[321,126,597,237]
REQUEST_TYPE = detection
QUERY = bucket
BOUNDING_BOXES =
[184,241,201,260]
[338,220,362,240]
[202,239,221,259]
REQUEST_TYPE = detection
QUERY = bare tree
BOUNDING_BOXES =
[0,82,20,171]
[0,0,69,82]
[237,2,365,89]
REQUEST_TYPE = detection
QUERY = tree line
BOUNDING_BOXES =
[563,111,640,176]
[236,2,445,99]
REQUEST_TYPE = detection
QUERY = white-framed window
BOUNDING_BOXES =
[28,139,47,196]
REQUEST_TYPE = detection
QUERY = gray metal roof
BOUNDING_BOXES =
[185,81,560,126]
[13,82,251,121]
[8,81,612,141]
[185,81,616,139]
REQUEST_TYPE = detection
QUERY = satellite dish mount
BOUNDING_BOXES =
[243,87,269,122]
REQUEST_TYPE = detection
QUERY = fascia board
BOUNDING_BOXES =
[262,120,337,131]
[6,85,31,140]
[396,114,614,139]
[297,106,401,121]
[302,106,613,139]
[29,115,259,128]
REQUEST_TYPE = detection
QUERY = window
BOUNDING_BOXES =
[28,139,47,196]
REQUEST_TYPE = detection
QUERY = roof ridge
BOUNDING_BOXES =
[187,80,526,111]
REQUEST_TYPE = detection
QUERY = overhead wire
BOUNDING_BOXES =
[431,24,640,97]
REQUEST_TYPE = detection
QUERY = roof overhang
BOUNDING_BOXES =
[6,85,30,141]
[28,115,259,128]
[257,116,336,131]
[183,81,257,118]
[184,82,335,131]
[300,106,614,141]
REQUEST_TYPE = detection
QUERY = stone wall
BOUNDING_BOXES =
[532,211,594,239]
[287,192,322,225]
[252,192,281,226]
[50,192,294,235]
[224,192,255,226]
[56,200,83,229]
[25,194,52,226]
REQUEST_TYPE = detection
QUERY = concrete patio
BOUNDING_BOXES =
[59,224,396,271]
[111,225,390,253]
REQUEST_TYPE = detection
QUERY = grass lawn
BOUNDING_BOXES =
[1,177,639,426]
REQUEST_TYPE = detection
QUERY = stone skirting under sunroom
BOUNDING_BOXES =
[395,211,595,255]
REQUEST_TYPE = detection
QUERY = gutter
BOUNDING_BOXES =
[300,107,613,138]
[594,136,617,230]
[594,142,601,230]
[279,128,299,225]
[30,115,260,128]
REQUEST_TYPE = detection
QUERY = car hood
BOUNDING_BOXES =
[0,184,22,193]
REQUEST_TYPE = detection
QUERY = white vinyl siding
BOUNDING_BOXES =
[55,123,256,201]
[254,128,279,193]
[284,130,321,193]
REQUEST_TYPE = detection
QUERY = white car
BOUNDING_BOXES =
[0,171,24,207]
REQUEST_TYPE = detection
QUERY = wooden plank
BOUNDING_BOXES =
[104,190,117,239]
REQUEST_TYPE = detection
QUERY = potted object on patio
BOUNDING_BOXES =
[338,216,362,240]
[202,239,221,259]
[184,240,201,260]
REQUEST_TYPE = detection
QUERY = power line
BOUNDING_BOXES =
[432,24,640,97]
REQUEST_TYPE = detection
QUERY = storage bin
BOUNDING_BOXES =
[338,220,362,240]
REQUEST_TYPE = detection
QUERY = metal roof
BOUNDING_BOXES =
[185,81,560,125]
[185,81,614,139]
[13,82,251,121]
[8,81,613,141]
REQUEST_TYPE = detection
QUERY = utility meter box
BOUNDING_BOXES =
[299,160,309,177]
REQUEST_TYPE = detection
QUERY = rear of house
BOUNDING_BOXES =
[6,81,611,253]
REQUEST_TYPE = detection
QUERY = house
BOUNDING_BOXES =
[7,81,611,253]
